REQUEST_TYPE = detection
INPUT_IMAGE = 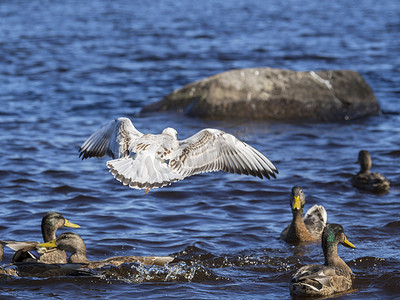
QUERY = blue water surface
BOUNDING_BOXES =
[0,0,399,299]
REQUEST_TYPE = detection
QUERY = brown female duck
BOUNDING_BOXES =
[352,150,390,193]
[0,262,92,278]
[9,212,80,263]
[37,232,175,268]
[281,186,327,243]
[0,241,91,278]
[289,223,356,296]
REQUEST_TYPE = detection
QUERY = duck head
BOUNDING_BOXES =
[290,186,306,214]
[356,150,372,174]
[41,211,80,242]
[37,232,86,255]
[322,224,355,249]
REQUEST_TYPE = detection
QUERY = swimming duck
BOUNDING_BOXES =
[0,241,91,278]
[281,186,327,243]
[352,150,390,193]
[8,212,80,263]
[37,232,175,268]
[289,223,356,297]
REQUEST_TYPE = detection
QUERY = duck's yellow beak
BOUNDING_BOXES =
[64,219,81,229]
[36,239,57,249]
[341,235,356,248]
[292,195,301,210]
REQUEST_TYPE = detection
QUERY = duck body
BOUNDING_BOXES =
[352,150,390,193]
[352,172,390,194]
[80,255,175,269]
[290,264,353,296]
[1,240,90,278]
[281,186,327,243]
[0,262,93,278]
[8,212,80,264]
[11,242,66,264]
[37,232,175,269]
[289,224,356,297]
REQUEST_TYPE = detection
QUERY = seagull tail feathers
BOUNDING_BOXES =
[106,157,184,190]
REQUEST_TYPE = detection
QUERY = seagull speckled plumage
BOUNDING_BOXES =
[289,224,356,297]
[79,117,278,193]
[281,186,327,243]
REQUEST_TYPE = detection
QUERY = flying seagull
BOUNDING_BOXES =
[79,117,278,193]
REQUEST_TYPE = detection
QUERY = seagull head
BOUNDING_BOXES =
[162,127,178,139]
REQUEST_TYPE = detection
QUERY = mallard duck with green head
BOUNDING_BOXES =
[289,223,356,297]
[281,186,327,243]
[352,150,390,193]
[6,212,80,264]
[37,232,175,268]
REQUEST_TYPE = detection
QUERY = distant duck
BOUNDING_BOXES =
[281,186,327,243]
[6,212,80,264]
[352,150,390,193]
[37,232,175,268]
[289,224,356,297]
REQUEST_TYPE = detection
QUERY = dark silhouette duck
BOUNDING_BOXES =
[6,212,80,264]
[37,232,175,268]
[352,150,390,193]
[290,224,356,297]
[281,186,327,243]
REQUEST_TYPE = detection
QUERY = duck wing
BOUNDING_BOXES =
[2,240,63,263]
[290,264,352,296]
[303,205,327,238]
[89,255,175,268]
[2,240,37,252]
[132,255,175,266]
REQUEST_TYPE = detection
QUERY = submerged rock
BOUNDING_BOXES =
[142,68,380,122]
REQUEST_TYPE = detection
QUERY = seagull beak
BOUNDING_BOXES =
[36,239,57,249]
[292,196,301,210]
[64,219,81,228]
[341,235,356,248]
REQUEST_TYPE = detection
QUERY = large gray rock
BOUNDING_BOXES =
[142,68,380,122]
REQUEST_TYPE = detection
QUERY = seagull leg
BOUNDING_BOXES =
[145,187,151,195]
